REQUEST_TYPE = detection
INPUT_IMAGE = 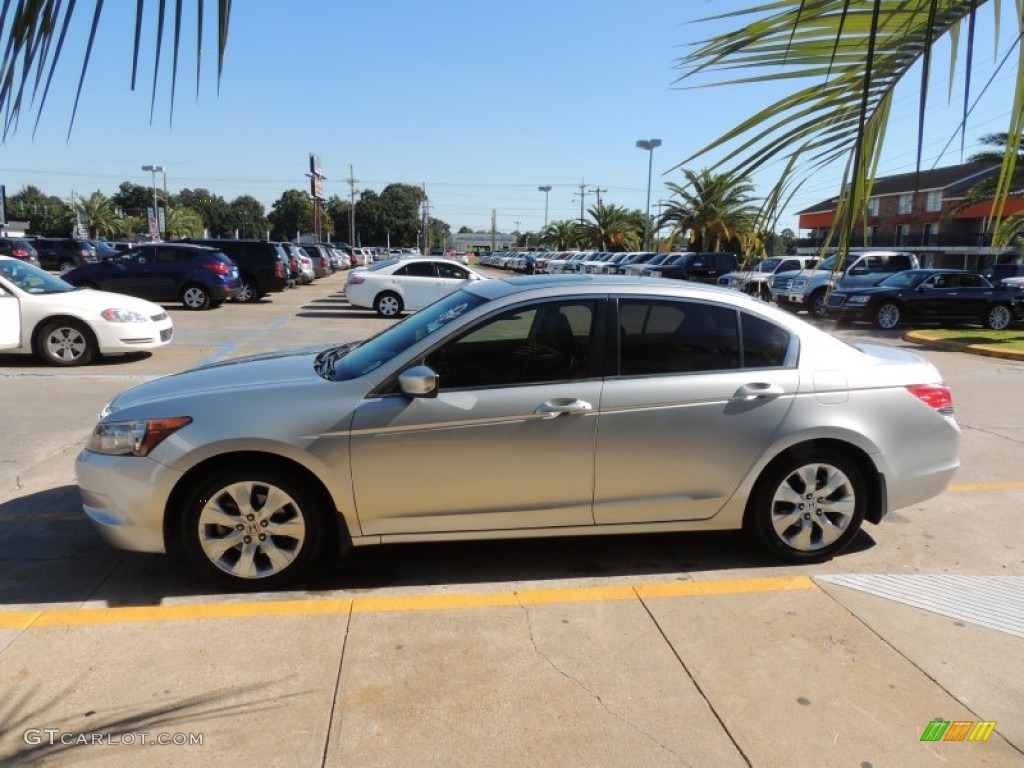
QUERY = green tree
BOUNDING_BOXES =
[165,208,205,238]
[584,203,642,251]
[659,169,757,252]
[7,186,72,236]
[457,225,474,234]
[268,190,315,241]
[1,3,232,136]
[325,195,351,243]
[229,196,270,238]
[111,182,155,218]
[429,219,452,251]
[77,191,118,238]
[676,2,1024,256]
[175,188,232,236]
[539,220,583,250]
[355,184,425,246]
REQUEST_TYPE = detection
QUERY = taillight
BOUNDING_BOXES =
[13,248,27,258]
[276,261,285,278]
[907,384,954,415]
[202,262,232,275]
[348,275,365,285]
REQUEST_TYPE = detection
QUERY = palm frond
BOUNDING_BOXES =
[0,0,232,137]
[676,1,1022,256]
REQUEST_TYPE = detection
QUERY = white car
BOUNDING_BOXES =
[345,257,485,317]
[0,256,174,366]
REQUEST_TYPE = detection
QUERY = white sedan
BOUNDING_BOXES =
[345,257,486,317]
[0,256,174,366]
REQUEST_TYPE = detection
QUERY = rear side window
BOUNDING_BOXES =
[956,273,986,288]
[741,313,793,368]
[397,262,436,278]
[618,299,740,375]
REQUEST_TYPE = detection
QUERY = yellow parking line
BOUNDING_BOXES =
[947,482,1024,493]
[0,576,816,629]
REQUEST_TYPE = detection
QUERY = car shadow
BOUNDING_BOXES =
[0,352,152,369]
[0,485,877,607]
[295,310,373,320]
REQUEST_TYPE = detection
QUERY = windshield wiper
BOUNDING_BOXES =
[314,342,360,380]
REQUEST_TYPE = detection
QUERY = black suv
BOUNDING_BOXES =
[644,252,740,284]
[182,239,289,302]
[31,238,97,272]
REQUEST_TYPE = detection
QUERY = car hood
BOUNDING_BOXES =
[832,285,894,297]
[106,345,330,414]
[31,287,166,316]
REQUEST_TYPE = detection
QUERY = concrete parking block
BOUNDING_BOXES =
[326,600,747,768]
[641,586,1021,767]
[0,612,349,767]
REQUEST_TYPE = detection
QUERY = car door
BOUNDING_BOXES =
[350,298,605,535]
[392,261,441,310]
[952,272,994,319]
[435,262,476,299]
[0,284,20,350]
[593,298,798,524]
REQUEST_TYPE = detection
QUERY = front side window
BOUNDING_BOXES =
[436,263,469,279]
[426,300,598,389]
[617,299,740,375]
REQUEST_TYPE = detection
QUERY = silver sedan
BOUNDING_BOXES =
[76,276,960,587]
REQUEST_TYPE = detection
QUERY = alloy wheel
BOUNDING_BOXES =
[768,463,856,552]
[876,303,900,330]
[44,325,88,363]
[196,481,307,580]
[986,304,1012,331]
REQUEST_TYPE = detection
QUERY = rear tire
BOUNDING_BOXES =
[747,448,866,563]
[236,277,259,303]
[984,303,1013,330]
[181,284,212,310]
[375,292,403,318]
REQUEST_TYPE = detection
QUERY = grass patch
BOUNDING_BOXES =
[911,328,1024,352]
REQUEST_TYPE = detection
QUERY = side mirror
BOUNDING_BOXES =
[399,365,439,398]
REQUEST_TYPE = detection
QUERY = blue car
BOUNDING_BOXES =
[63,243,242,310]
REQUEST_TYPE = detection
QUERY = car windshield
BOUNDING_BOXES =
[314,288,489,381]
[878,270,924,289]
[752,258,782,273]
[0,259,76,293]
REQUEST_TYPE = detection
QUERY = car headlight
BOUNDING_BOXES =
[792,278,807,289]
[846,295,870,305]
[86,417,192,457]
[101,308,149,323]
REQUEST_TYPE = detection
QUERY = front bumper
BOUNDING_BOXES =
[76,450,183,553]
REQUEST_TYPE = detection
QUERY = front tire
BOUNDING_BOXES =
[874,301,901,330]
[181,468,325,589]
[375,291,403,318]
[181,284,212,310]
[747,448,866,563]
[57,259,76,274]
[985,303,1013,330]
[236,277,259,303]
[36,318,97,366]
[808,289,829,319]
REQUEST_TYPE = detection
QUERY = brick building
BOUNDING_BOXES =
[797,161,1023,270]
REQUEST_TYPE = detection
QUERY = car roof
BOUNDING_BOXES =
[465,273,761,303]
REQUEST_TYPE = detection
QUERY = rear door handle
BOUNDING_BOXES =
[534,399,593,418]
[736,383,785,399]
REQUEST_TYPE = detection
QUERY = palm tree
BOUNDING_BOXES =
[659,169,757,252]
[110,216,144,241]
[540,220,584,250]
[77,192,118,238]
[676,2,1024,256]
[1,2,232,137]
[585,203,642,251]
[165,207,205,238]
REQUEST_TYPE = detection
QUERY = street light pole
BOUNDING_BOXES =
[538,185,552,229]
[635,139,662,251]
[141,164,164,241]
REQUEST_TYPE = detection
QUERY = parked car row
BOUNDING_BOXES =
[478,250,741,283]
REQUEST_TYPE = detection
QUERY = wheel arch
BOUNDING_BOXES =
[742,438,886,528]
[163,450,353,558]
[31,313,99,355]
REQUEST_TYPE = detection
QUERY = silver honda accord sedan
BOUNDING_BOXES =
[76,275,960,587]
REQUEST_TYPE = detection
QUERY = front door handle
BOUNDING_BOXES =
[736,383,785,399]
[534,399,593,418]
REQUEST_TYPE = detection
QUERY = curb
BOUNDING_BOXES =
[903,331,1024,361]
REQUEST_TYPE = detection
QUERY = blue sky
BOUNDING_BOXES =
[0,1,1017,238]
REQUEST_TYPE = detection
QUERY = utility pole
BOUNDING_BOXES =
[346,165,358,245]
[421,183,430,254]
[573,182,588,228]
[491,209,497,252]
[593,187,607,206]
